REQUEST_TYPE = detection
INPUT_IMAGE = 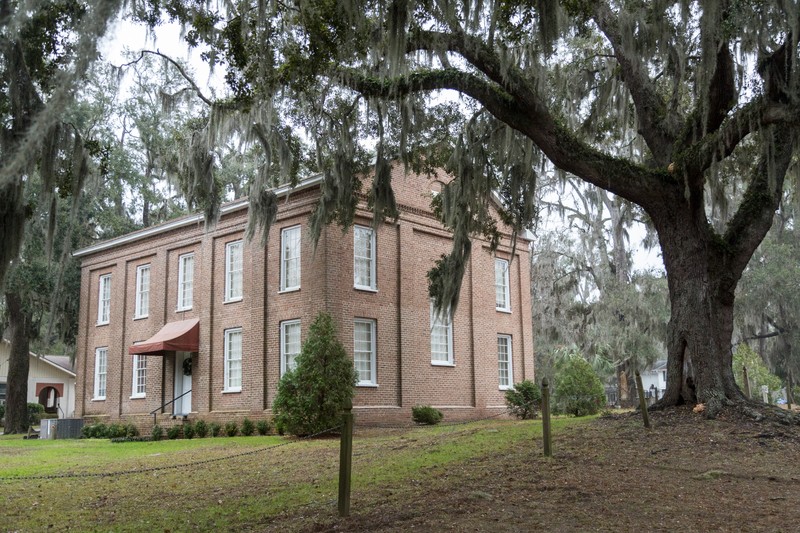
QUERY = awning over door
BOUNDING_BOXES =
[129,318,199,356]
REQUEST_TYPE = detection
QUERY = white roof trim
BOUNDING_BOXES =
[73,175,323,258]
[36,355,77,378]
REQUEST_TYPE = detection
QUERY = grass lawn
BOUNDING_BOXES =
[0,418,571,531]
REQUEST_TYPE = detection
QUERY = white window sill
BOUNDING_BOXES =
[431,361,455,367]
[354,286,378,293]
[496,307,512,314]
[224,297,243,304]
[357,383,379,388]
[278,287,300,294]
[130,394,146,400]
[133,315,148,321]
[91,397,106,402]
[96,322,109,327]
[499,386,512,391]
[221,388,242,394]
[176,307,193,312]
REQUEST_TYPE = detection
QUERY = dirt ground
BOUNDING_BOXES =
[268,406,800,532]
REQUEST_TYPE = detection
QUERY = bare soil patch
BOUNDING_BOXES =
[268,406,800,532]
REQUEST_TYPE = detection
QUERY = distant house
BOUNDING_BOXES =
[639,360,667,402]
[72,168,535,427]
[0,339,76,418]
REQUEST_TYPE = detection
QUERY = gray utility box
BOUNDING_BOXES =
[39,418,85,439]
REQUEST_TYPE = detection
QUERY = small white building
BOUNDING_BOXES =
[639,359,667,401]
[0,339,76,419]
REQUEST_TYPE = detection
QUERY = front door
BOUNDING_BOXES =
[174,351,192,416]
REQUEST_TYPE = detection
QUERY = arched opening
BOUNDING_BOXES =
[37,386,59,414]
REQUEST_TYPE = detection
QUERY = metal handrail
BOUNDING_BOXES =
[150,389,192,426]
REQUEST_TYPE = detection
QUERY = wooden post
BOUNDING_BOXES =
[541,378,552,457]
[338,397,354,517]
[742,366,751,399]
[635,370,651,429]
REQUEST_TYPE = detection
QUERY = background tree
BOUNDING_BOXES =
[134,1,800,418]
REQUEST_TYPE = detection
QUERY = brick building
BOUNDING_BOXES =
[73,168,534,427]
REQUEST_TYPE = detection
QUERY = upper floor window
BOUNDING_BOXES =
[134,265,150,319]
[354,226,376,291]
[497,334,513,390]
[94,347,108,399]
[495,258,511,312]
[224,328,242,392]
[430,302,453,365]
[131,354,147,398]
[280,319,302,376]
[225,240,243,302]
[177,253,194,310]
[97,274,111,325]
[280,226,301,292]
[354,319,377,385]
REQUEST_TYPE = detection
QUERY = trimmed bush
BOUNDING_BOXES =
[209,422,222,437]
[224,421,238,437]
[555,356,606,417]
[273,312,358,437]
[241,418,255,436]
[183,421,195,439]
[125,424,139,438]
[27,403,45,426]
[194,420,208,438]
[107,423,127,439]
[412,405,443,425]
[151,424,163,441]
[81,423,109,439]
[505,379,542,419]
[167,425,182,440]
[256,419,270,436]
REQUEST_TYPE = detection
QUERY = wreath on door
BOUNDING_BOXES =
[182,357,193,376]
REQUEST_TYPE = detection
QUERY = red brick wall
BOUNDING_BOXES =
[74,168,534,427]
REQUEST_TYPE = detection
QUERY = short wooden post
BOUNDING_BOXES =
[635,370,651,429]
[541,378,552,457]
[742,366,751,399]
[338,398,354,517]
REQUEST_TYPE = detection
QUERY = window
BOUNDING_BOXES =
[225,240,243,302]
[430,302,453,365]
[177,253,194,310]
[353,226,376,290]
[280,226,301,291]
[94,347,108,399]
[498,335,513,389]
[354,319,376,385]
[495,258,510,311]
[134,265,150,318]
[280,320,301,376]
[97,274,111,324]
[224,328,242,392]
[0,382,7,402]
[131,354,147,397]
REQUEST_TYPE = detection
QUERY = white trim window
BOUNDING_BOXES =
[94,347,108,400]
[280,320,302,376]
[134,265,150,318]
[177,253,194,310]
[354,319,377,385]
[97,274,111,325]
[353,225,376,290]
[280,226,301,291]
[225,240,243,302]
[495,258,511,311]
[131,354,147,398]
[430,302,454,365]
[224,328,243,392]
[498,334,513,390]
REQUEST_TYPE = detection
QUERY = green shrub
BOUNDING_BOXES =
[504,379,542,419]
[167,425,182,440]
[224,420,238,437]
[209,422,222,437]
[81,422,109,439]
[27,403,45,426]
[241,418,255,436]
[151,424,163,441]
[0,404,5,423]
[412,405,443,425]
[555,356,606,417]
[107,423,127,439]
[125,424,139,438]
[256,419,270,436]
[183,421,195,439]
[275,420,285,436]
[273,312,358,436]
[194,420,208,438]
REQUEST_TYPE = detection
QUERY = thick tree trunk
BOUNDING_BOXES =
[4,291,32,434]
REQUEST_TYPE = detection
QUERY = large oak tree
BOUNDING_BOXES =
[136,0,798,418]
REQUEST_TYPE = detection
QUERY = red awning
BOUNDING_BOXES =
[129,318,200,356]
